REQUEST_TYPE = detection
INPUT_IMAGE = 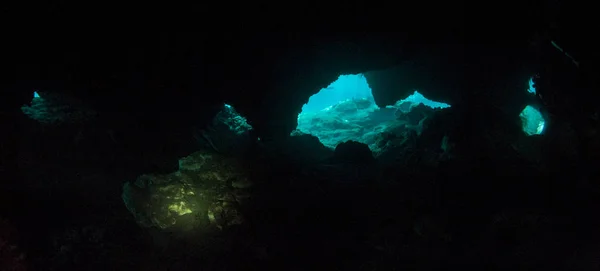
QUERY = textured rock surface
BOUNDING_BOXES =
[4,2,600,269]
[122,151,249,231]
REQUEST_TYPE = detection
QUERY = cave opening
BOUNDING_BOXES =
[521,77,545,136]
[527,77,536,94]
[219,103,253,135]
[520,105,545,136]
[294,73,450,153]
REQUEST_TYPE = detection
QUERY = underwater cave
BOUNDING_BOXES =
[294,73,450,153]
[7,27,597,270]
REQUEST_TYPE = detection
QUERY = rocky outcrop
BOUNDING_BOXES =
[122,151,251,232]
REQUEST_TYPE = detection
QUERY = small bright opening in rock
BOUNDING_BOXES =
[519,105,545,135]
[527,77,536,94]
[216,103,253,135]
[295,73,451,152]
[301,74,374,114]
[394,91,451,110]
[33,91,40,99]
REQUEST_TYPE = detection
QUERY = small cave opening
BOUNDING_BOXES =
[218,104,254,136]
[21,89,98,125]
[520,76,545,136]
[193,103,256,155]
[527,77,536,94]
[293,73,450,154]
[520,105,545,136]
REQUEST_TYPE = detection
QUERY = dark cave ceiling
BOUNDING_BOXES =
[2,0,597,142]
[4,36,534,140]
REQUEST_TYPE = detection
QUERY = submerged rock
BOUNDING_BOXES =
[122,150,251,232]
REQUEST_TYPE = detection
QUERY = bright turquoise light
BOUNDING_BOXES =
[519,105,545,135]
[33,91,40,98]
[400,91,451,109]
[295,73,451,150]
[301,74,374,114]
[527,77,536,94]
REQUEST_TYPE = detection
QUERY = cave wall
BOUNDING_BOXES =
[227,33,409,139]
[364,45,465,107]
[0,0,580,179]
[3,0,551,141]
[4,2,600,269]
